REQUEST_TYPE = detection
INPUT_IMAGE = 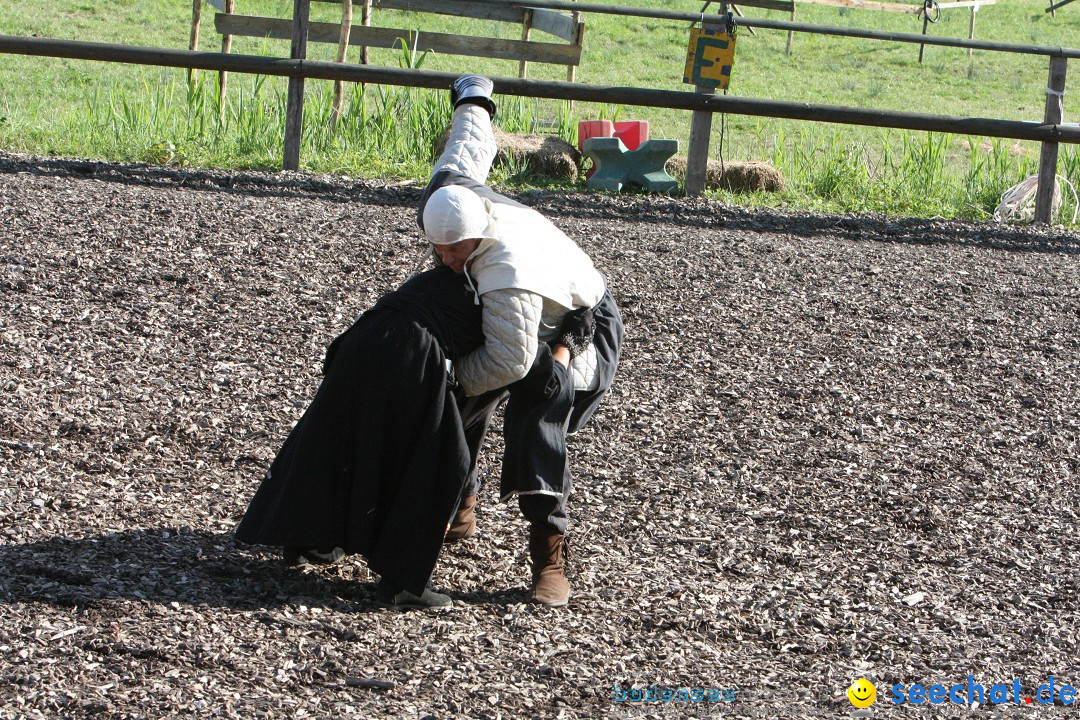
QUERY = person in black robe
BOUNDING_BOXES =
[234,266,485,609]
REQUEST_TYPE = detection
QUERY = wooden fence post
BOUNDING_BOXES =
[332,0,353,128]
[361,0,372,66]
[189,0,203,84]
[564,8,582,113]
[786,3,795,56]
[968,4,976,58]
[686,17,723,196]
[219,0,235,121]
[519,9,534,79]
[1034,56,1068,224]
[283,0,310,171]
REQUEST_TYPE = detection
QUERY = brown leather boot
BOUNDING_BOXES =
[443,495,477,543]
[529,525,569,607]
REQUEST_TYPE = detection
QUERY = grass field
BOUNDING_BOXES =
[1,0,1078,222]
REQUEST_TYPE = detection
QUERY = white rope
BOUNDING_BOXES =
[992,173,1079,224]
[1045,86,1065,118]
[993,174,1057,223]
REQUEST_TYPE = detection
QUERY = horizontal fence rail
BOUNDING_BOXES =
[213,14,583,65]
[348,0,580,41]
[457,0,1080,58]
[0,34,1076,145]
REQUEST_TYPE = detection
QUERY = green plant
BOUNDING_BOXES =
[2,0,1078,225]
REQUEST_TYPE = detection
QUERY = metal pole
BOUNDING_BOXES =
[918,4,929,63]
[283,0,310,171]
[1034,56,1068,224]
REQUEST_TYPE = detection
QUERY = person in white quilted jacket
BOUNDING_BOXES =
[417,75,624,607]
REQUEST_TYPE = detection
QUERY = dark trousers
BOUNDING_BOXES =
[458,370,573,534]
[457,291,623,534]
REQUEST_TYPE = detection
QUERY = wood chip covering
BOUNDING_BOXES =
[1,151,1078,719]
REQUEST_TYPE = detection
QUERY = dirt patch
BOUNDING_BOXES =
[1,151,1079,719]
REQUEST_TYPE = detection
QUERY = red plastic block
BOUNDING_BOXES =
[613,121,649,151]
[577,120,615,152]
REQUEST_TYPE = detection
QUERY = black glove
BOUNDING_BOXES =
[554,307,595,361]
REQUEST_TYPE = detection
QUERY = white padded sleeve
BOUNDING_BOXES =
[432,105,497,185]
[457,288,542,396]
[569,344,600,391]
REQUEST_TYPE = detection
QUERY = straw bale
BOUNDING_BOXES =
[666,157,785,193]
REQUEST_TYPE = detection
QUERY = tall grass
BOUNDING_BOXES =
[63,73,1078,224]
[4,0,1079,225]
[751,124,1059,221]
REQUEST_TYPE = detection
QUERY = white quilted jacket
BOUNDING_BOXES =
[456,287,600,396]
[429,104,603,396]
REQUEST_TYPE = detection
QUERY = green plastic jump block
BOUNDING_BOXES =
[583,137,680,193]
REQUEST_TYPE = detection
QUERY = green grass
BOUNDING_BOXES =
[1,0,1078,224]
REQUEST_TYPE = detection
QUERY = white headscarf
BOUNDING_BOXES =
[422,185,498,246]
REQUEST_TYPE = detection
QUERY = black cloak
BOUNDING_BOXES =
[235,267,484,595]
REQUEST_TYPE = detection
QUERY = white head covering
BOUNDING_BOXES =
[422,185,498,246]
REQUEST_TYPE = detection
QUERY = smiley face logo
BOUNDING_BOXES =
[847,678,877,708]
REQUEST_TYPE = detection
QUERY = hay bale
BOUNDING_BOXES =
[666,157,785,193]
[435,127,580,183]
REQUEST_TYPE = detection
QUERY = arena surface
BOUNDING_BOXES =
[1,152,1078,718]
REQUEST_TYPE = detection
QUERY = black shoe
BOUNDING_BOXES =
[375,580,453,610]
[451,74,497,118]
[283,546,345,568]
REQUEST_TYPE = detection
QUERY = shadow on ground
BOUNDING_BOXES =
[0,528,525,613]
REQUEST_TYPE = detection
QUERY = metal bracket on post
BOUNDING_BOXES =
[1034,56,1068,224]
[283,0,310,171]
[917,0,939,63]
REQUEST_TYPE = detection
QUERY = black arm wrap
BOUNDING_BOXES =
[555,307,596,361]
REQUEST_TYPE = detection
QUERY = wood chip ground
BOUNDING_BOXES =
[1,152,1078,719]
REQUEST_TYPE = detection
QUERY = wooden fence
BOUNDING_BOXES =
[192,0,586,125]
[0,0,1077,221]
[780,0,997,61]
[205,0,586,77]
[459,0,1076,219]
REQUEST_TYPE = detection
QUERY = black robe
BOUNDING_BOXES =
[235,267,484,595]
